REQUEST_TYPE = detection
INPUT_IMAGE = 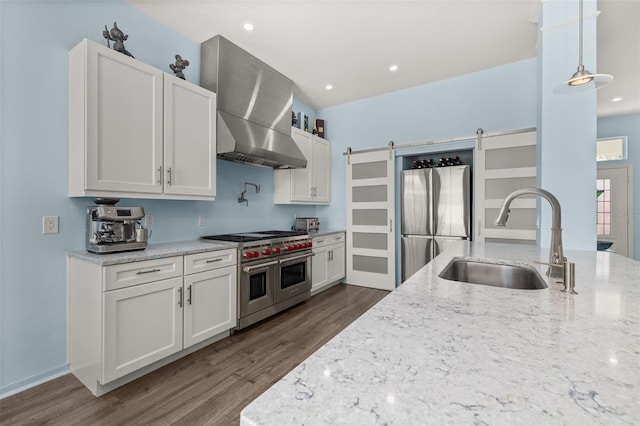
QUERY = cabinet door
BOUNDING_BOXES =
[183,265,237,348]
[85,40,163,194]
[163,74,217,198]
[312,137,331,203]
[312,246,330,290]
[290,129,314,201]
[103,277,183,383]
[328,243,346,283]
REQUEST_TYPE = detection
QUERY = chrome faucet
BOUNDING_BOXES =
[494,187,565,279]
[238,182,260,206]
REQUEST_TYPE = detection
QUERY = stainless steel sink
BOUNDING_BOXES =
[438,258,548,290]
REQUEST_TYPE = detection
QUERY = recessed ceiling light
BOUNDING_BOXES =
[325,84,333,90]
[611,97,622,102]
[389,65,398,72]
[243,23,254,31]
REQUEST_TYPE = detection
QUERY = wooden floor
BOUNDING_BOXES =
[1,284,388,425]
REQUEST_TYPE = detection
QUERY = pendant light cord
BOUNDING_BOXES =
[578,0,584,68]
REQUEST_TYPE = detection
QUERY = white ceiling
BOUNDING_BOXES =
[127,0,639,117]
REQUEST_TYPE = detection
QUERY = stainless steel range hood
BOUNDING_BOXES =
[201,35,307,169]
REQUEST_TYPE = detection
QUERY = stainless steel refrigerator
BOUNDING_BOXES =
[401,166,471,281]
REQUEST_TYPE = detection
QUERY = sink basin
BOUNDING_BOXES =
[438,258,548,290]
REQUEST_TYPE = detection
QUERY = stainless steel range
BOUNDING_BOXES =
[202,230,313,330]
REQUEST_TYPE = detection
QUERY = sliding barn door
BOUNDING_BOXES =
[346,150,396,290]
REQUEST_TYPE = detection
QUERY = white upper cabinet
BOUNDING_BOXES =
[274,127,331,204]
[68,39,216,200]
[163,74,216,198]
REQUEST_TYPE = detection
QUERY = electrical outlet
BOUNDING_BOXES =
[145,214,154,227]
[43,216,59,234]
[198,216,206,226]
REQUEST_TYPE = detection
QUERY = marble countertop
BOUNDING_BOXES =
[241,241,640,425]
[309,229,346,238]
[68,240,237,265]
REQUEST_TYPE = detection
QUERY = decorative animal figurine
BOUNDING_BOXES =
[103,22,134,58]
[169,54,190,80]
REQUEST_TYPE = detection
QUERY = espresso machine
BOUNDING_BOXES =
[87,199,148,253]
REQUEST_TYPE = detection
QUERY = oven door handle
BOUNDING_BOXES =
[242,260,279,273]
[278,252,315,264]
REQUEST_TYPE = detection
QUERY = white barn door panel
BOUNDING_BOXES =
[346,150,396,291]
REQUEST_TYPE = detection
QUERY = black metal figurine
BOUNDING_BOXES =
[169,54,190,80]
[103,22,134,58]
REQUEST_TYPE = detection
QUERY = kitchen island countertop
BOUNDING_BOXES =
[241,241,640,425]
[68,239,237,265]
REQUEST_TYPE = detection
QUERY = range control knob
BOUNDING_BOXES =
[287,245,293,251]
[263,249,271,256]
[274,247,281,254]
[253,251,260,257]
[245,252,253,259]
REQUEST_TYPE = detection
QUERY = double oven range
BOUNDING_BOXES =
[202,231,313,330]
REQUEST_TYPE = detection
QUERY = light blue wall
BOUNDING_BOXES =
[0,0,314,396]
[538,0,598,251]
[597,113,640,260]
[316,58,538,229]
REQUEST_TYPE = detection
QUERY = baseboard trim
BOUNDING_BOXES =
[0,364,69,400]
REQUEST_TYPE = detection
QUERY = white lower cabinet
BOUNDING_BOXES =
[68,248,236,396]
[103,276,184,383]
[311,232,346,295]
[183,265,236,348]
[328,243,346,283]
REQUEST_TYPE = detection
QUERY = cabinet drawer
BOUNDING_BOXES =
[329,233,345,244]
[313,233,345,248]
[104,256,183,291]
[184,249,237,275]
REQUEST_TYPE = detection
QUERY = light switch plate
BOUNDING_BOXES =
[145,214,154,227]
[198,216,205,226]
[43,216,59,234]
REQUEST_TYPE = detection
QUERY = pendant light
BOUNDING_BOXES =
[553,0,613,94]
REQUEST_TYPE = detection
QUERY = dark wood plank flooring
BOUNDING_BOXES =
[0,284,388,425]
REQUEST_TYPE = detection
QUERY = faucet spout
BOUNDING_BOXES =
[238,182,261,206]
[493,187,564,279]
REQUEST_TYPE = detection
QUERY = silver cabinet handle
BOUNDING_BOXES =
[136,268,160,275]
[156,166,162,184]
[206,258,223,263]
[329,249,333,261]
[390,219,393,232]
[178,287,183,308]
[187,285,192,305]
[167,167,172,185]
[243,260,279,273]
[316,239,326,244]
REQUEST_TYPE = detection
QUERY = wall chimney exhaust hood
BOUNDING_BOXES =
[200,35,307,169]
